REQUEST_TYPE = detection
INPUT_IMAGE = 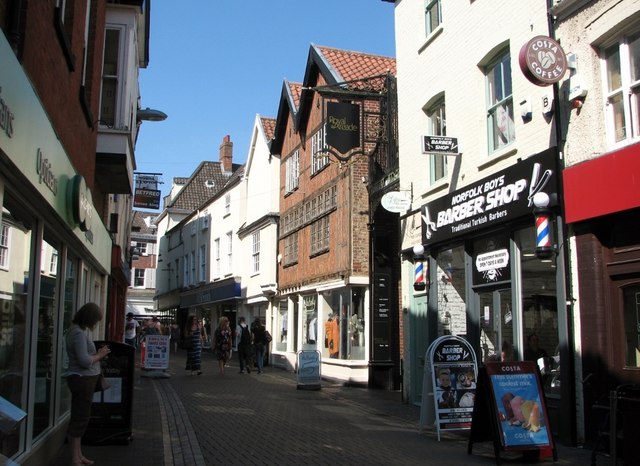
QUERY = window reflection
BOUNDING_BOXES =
[0,194,33,457]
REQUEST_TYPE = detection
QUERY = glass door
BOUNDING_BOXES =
[477,288,513,362]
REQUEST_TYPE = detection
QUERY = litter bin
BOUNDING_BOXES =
[84,341,135,445]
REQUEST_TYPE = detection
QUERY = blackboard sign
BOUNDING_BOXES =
[468,361,557,463]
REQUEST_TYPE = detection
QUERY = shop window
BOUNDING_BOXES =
[322,288,365,360]
[424,0,442,37]
[435,245,466,337]
[603,29,640,145]
[302,295,318,349]
[623,284,640,367]
[276,300,288,352]
[516,227,560,394]
[59,253,79,418]
[485,49,515,152]
[425,96,447,183]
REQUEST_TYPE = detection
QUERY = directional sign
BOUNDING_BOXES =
[422,136,459,155]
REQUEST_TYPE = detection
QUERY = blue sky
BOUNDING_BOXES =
[135,0,396,202]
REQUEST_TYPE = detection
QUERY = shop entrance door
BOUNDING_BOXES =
[477,288,513,363]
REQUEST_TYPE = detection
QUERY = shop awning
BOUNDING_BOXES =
[563,143,640,224]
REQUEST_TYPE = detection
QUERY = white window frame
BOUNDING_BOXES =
[215,238,221,277]
[252,231,260,274]
[225,193,231,216]
[602,28,640,147]
[183,254,189,285]
[426,96,447,183]
[425,0,442,37]
[100,25,125,128]
[0,224,10,270]
[226,231,233,274]
[134,268,145,287]
[311,124,329,175]
[199,244,207,282]
[285,150,300,194]
[485,50,515,153]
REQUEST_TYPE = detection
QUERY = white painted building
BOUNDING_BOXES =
[390,0,576,444]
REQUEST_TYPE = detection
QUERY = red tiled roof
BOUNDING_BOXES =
[260,117,276,141]
[315,45,396,82]
[288,82,302,108]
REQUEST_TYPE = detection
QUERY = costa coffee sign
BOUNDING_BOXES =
[519,36,567,86]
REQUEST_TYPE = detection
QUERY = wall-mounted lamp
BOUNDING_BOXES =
[413,244,427,291]
[137,107,168,122]
[532,192,555,260]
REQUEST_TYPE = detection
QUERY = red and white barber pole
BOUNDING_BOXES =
[533,192,554,260]
[413,244,427,291]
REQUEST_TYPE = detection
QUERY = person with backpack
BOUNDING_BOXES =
[237,316,253,373]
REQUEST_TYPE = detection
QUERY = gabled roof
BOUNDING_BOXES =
[131,210,157,239]
[166,161,242,212]
[260,116,276,142]
[270,44,395,155]
[271,81,302,155]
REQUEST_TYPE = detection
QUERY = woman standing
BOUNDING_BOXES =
[213,316,232,375]
[65,302,111,466]
[184,316,204,375]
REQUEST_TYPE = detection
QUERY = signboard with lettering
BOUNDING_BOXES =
[519,36,568,87]
[468,361,557,462]
[420,335,478,440]
[472,234,511,285]
[422,135,459,155]
[326,101,360,154]
[421,147,559,245]
[296,350,321,390]
[134,175,161,209]
[372,273,391,361]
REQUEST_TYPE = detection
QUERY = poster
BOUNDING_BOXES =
[428,335,478,438]
[143,335,170,370]
[486,362,551,448]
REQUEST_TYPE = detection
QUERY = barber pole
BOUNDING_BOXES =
[414,260,426,291]
[534,210,553,259]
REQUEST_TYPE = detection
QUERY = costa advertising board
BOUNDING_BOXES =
[421,148,559,245]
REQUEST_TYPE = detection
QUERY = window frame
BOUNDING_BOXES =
[0,223,10,270]
[252,231,261,274]
[311,124,329,175]
[602,28,640,147]
[425,96,447,183]
[485,49,515,153]
[424,0,442,37]
[285,150,300,194]
[100,25,125,128]
[134,268,145,287]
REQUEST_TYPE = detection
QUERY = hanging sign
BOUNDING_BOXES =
[325,101,360,154]
[134,175,161,209]
[381,191,411,213]
[519,36,568,86]
[422,136,459,155]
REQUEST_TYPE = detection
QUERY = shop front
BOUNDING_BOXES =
[411,147,575,443]
[273,282,369,383]
[0,35,112,464]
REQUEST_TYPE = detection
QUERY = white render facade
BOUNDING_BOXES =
[392,0,577,444]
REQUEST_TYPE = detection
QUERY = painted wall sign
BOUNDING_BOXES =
[421,148,558,245]
[381,191,411,213]
[325,101,360,154]
[519,36,568,86]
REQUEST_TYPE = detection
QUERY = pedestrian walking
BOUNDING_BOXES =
[169,322,181,354]
[184,316,204,375]
[236,316,253,373]
[65,302,111,466]
[251,317,267,374]
[213,316,232,375]
[124,312,139,347]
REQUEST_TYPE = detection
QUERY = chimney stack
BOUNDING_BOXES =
[219,135,233,173]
